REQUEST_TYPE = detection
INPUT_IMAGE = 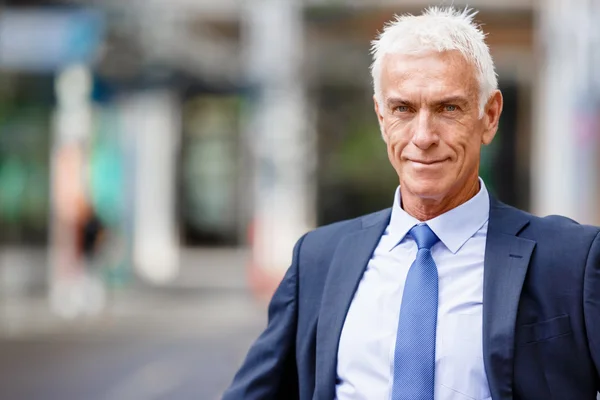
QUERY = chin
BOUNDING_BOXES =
[403,176,450,200]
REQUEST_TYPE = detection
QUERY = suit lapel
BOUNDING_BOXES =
[313,210,390,400]
[483,199,536,400]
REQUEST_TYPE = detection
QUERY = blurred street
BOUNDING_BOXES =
[1,0,599,399]
[0,249,266,400]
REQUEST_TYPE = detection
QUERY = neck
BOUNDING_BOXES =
[400,177,480,221]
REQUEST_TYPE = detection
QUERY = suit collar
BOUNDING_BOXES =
[483,196,535,400]
[361,208,392,228]
[314,209,390,400]
[489,195,531,235]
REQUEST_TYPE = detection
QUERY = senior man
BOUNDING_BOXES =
[223,6,600,400]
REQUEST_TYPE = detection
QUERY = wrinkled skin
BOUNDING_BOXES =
[374,50,503,221]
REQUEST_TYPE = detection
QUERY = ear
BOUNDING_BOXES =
[374,95,387,140]
[481,90,503,145]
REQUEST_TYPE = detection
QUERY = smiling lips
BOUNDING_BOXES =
[409,159,448,165]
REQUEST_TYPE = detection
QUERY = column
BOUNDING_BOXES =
[243,0,316,297]
[119,90,181,284]
[532,0,600,224]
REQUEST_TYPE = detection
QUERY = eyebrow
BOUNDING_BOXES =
[386,95,470,108]
[433,96,469,106]
[386,97,415,108]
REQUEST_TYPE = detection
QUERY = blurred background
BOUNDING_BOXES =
[0,0,599,399]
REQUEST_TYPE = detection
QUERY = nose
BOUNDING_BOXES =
[411,110,439,150]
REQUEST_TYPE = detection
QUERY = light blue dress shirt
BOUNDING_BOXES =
[336,179,492,400]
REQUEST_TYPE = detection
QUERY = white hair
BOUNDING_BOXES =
[370,6,498,118]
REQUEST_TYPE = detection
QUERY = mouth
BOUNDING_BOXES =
[409,159,448,165]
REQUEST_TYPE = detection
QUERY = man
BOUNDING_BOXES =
[223,6,600,400]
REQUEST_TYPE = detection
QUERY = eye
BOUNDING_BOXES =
[443,104,458,112]
[395,105,410,113]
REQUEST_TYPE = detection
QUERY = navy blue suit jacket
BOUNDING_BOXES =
[223,197,600,399]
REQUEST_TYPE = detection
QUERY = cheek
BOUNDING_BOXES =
[385,139,400,167]
[384,120,409,147]
[442,117,481,149]
[462,133,483,158]
[385,132,408,163]
[441,128,475,157]
[441,136,480,175]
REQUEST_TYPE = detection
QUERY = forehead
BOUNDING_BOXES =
[380,50,478,100]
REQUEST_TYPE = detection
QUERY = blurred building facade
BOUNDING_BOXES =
[0,0,598,304]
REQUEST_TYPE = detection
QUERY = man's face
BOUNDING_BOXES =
[374,50,500,203]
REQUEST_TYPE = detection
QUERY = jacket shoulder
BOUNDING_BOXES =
[291,208,390,279]
[300,208,391,251]
[529,211,600,239]
[495,200,600,250]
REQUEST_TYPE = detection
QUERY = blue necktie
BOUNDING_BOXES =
[392,224,440,400]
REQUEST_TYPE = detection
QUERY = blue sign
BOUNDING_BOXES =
[0,9,104,72]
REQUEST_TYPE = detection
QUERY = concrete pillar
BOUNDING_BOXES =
[119,91,181,284]
[532,0,600,224]
[243,0,316,298]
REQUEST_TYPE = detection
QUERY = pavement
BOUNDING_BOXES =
[0,247,269,400]
[1,247,599,400]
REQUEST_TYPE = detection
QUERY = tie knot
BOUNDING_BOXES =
[409,224,439,250]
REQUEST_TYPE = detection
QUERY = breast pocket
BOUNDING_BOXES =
[438,314,491,400]
[516,314,572,346]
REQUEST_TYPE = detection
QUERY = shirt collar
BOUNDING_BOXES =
[388,178,490,254]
